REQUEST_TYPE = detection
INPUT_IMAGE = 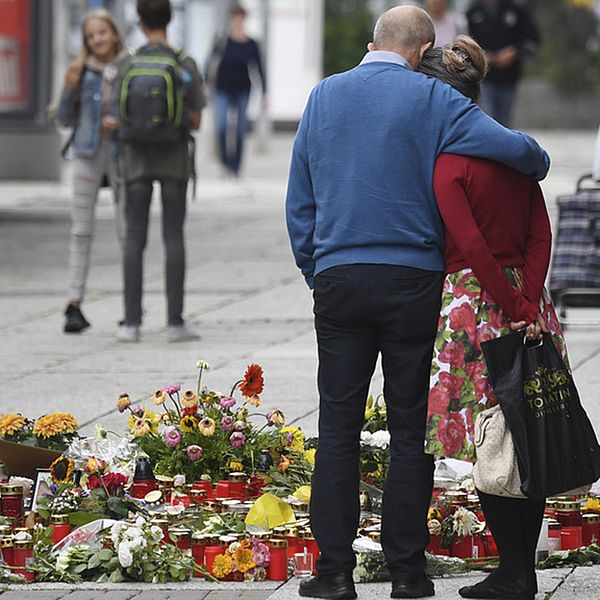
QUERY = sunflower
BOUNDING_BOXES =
[198,417,216,437]
[50,456,75,484]
[181,390,197,408]
[0,414,28,438]
[33,412,78,439]
[234,547,256,573]
[179,415,197,432]
[239,364,264,398]
[211,553,234,578]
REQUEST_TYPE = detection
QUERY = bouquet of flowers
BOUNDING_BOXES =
[210,537,270,581]
[118,362,290,482]
[0,412,79,451]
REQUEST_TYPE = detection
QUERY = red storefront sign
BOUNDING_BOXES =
[0,0,30,111]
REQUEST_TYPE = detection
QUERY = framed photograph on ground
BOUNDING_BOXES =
[31,468,52,512]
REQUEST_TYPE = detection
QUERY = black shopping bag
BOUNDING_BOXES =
[481,331,600,500]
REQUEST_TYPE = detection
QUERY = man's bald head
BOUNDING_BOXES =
[372,6,435,54]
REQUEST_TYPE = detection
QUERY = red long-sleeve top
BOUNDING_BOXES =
[433,154,552,324]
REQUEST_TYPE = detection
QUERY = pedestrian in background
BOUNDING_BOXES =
[467,0,540,127]
[419,35,565,600]
[115,0,206,343]
[424,0,466,47]
[286,5,549,599]
[206,3,267,177]
[58,10,124,334]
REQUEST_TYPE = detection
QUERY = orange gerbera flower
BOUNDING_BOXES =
[239,364,264,398]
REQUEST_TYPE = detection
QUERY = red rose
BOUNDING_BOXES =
[437,413,466,456]
[438,342,465,369]
[448,302,477,343]
[453,272,480,300]
[183,405,198,416]
[438,371,465,400]
[428,386,450,416]
[101,473,128,495]
[465,361,490,401]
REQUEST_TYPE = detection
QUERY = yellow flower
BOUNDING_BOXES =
[152,390,166,406]
[281,426,305,453]
[304,448,316,466]
[243,395,262,407]
[181,390,197,408]
[229,460,244,472]
[50,456,75,484]
[211,553,234,578]
[128,409,158,437]
[198,417,216,436]
[234,547,256,573]
[586,497,600,513]
[0,414,27,437]
[33,412,78,439]
[180,415,197,432]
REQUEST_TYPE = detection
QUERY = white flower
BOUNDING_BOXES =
[360,430,390,449]
[118,543,133,568]
[452,506,480,538]
[110,521,126,546]
[150,525,163,542]
[173,474,186,487]
[56,549,71,572]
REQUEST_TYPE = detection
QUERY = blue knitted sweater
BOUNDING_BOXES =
[285,59,549,288]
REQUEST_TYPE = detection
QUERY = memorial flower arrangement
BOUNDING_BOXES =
[32,517,194,583]
[0,411,79,450]
[118,362,289,481]
[211,537,270,581]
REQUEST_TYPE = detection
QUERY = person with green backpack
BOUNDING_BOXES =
[114,0,206,343]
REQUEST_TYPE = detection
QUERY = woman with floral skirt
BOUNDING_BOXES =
[419,36,569,600]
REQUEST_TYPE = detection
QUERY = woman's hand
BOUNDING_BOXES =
[510,313,549,340]
[65,60,83,91]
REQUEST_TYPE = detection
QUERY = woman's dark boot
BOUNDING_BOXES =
[458,490,533,599]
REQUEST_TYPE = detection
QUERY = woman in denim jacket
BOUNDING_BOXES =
[58,10,124,333]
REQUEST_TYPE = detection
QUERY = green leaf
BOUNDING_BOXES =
[72,563,88,574]
[98,548,114,562]
[68,512,105,527]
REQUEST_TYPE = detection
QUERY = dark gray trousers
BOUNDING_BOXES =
[123,178,187,326]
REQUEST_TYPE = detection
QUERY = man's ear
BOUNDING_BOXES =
[367,42,375,52]
[419,41,433,60]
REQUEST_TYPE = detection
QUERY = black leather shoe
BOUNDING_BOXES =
[64,304,90,333]
[391,572,435,598]
[459,575,533,599]
[298,572,357,599]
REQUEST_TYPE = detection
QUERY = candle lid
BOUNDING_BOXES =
[0,537,13,548]
[583,514,600,523]
[219,535,237,544]
[556,501,580,511]
[268,538,288,548]
[228,472,247,482]
[50,514,70,524]
[0,484,23,495]
[144,490,163,504]
[13,539,32,548]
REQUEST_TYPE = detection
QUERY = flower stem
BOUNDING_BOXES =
[229,379,244,397]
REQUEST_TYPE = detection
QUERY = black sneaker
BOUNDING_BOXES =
[64,304,90,333]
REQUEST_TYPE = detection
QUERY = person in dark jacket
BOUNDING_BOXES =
[467,0,540,127]
[207,3,266,176]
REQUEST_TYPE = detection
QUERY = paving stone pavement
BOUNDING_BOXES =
[1,129,600,599]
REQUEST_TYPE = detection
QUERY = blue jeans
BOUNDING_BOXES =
[214,89,250,174]
[481,80,517,128]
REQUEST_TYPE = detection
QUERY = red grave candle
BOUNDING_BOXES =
[267,538,288,581]
[50,514,71,545]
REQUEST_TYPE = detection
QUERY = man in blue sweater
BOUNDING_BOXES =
[285,5,549,600]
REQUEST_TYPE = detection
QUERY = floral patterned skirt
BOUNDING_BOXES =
[424,268,569,462]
